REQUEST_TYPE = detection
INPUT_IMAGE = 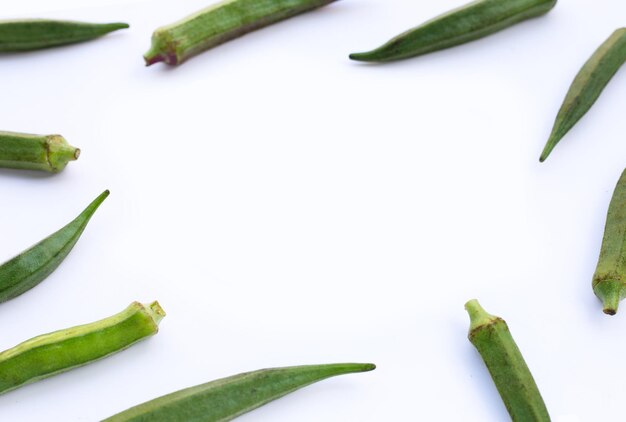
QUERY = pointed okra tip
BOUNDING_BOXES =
[99,22,130,34]
[465,299,498,333]
[593,280,626,316]
[539,139,555,163]
[349,51,379,62]
[89,189,110,209]
[355,363,376,372]
[77,189,110,220]
[109,23,130,30]
[540,128,565,163]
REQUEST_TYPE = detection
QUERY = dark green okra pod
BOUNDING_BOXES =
[0,20,128,52]
[466,300,550,422]
[0,190,108,303]
[593,168,626,315]
[0,301,165,395]
[0,131,79,172]
[103,362,375,421]
[144,0,338,66]
[540,28,626,162]
[350,0,557,63]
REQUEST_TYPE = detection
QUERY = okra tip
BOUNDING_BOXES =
[593,280,626,315]
[110,23,130,30]
[349,46,398,63]
[80,189,110,216]
[349,51,377,62]
[93,189,111,204]
[539,141,555,163]
[96,22,130,37]
[465,299,498,332]
[99,22,130,33]
[356,363,376,372]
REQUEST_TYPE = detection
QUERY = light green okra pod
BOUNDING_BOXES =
[349,0,557,63]
[144,0,338,66]
[0,131,79,173]
[466,300,550,422]
[103,362,375,421]
[0,20,128,52]
[593,168,626,315]
[0,190,108,303]
[0,301,164,395]
[540,28,626,162]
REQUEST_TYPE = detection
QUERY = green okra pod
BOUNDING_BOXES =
[540,28,626,162]
[0,131,79,173]
[0,301,165,395]
[0,20,128,52]
[466,300,550,422]
[144,0,338,66]
[0,190,108,303]
[593,168,626,315]
[103,362,375,421]
[349,0,557,63]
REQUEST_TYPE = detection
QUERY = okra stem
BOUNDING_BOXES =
[144,0,338,66]
[466,300,550,422]
[0,131,79,173]
[0,301,165,395]
[593,168,626,315]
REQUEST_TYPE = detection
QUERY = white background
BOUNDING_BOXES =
[0,0,625,420]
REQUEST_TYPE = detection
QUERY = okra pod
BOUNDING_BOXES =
[593,168,626,315]
[144,0,338,66]
[103,362,375,421]
[0,131,79,173]
[0,20,128,52]
[0,301,164,395]
[466,300,550,422]
[349,0,557,63]
[0,190,108,303]
[540,28,626,162]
